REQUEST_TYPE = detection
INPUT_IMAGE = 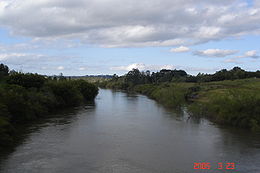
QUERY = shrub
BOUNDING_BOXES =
[0,117,14,147]
[73,80,99,100]
[201,89,260,130]
[46,81,84,107]
[1,85,36,122]
[7,73,46,89]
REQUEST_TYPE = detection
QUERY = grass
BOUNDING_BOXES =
[188,78,260,131]
[130,78,260,131]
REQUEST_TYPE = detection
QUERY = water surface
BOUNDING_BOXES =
[0,89,260,173]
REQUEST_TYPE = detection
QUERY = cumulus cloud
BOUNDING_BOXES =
[170,46,190,53]
[194,49,238,57]
[111,63,175,71]
[0,0,260,47]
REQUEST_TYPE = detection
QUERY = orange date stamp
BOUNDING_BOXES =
[194,162,235,170]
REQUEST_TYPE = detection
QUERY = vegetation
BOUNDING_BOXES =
[188,79,260,131]
[134,83,192,108]
[104,67,259,86]
[0,64,98,149]
[100,67,260,131]
[69,75,113,83]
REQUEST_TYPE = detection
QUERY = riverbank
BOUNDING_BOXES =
[101,78,260,131]
[2,89,260,173]
[0,66,99,150]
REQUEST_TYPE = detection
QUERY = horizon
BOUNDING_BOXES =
[0,0,259,76]
[7,66,259,77]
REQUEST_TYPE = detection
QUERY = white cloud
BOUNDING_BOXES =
[224,58,242,64]
[57,66,64,70]
[235,50,260,59]
[41,67,47,70]
[111,63,175,71]
[170,46,190,53]
[194,49,238,57]
[218,14,237,23]
[79,67,87,71]
[195,27,221,39]
[101,39,185,48]
[0,52,107,75]
[0,0,259,47]
[185,8,198,15]
[0,53,28,60]
[224,50,259,64]
[111,63,219,75]
[0,52,51,71]
[244,50,259,58]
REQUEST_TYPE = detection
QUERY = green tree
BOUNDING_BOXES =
[7,73,46,89]
[0,63,9,77]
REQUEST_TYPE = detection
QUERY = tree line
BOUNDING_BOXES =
[0,63,98,149]
[103,67,260,89]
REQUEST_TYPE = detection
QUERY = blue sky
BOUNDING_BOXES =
[0,0,259,76]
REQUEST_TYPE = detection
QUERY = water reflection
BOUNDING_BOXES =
[0,89,259,173]
[0,104,96,165]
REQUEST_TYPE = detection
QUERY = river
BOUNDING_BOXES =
[0,89,260,173]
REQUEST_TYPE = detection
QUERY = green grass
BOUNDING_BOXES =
[108,78,260,131]
[188,79,260,131]
[134,82,194,108]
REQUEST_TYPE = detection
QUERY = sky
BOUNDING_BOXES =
[0,0,259,76]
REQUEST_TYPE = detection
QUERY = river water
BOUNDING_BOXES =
[0,89,260,173]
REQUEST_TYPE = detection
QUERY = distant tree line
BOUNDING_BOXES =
[104,67,260,89]
[187,67,260,83]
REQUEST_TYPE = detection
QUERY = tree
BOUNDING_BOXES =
[59,73,66,80]
[112,74,118,81]
[7,73,46,89]
[0,64,9,77]
[125,68,142,85]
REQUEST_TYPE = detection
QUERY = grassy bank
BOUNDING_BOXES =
[102,78,260,131]
[0,66,98,149]
[188,79,260,131]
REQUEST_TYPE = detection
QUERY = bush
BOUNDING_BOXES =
[197,88,260,131]
[134,83,189,108]
[0,102,10,118]
[46,81,84,107]
[0,117,14,147]
[73,80,99,100]
[7,73,46,89]
[1,85,37,122]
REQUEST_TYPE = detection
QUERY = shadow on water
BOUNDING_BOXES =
[0,101,96,166]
